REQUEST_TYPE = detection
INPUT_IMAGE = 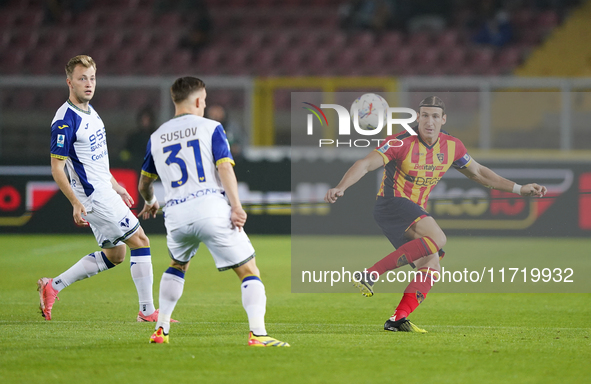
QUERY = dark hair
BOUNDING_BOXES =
[419,96,445,115]
[170,77,206,103]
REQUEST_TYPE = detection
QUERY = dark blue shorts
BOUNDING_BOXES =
[373,196,430,249]
[373,196,446,261]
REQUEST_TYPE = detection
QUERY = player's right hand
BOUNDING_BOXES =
[231,206,247,231]
[324,188,344,203]
[73,202,88,227]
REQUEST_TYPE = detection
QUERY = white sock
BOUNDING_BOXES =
[130,248,155,316]
[241,276,267,336]
[52,251,114,292]
[156,268,185,334]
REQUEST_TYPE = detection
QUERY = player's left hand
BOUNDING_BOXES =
[116,187,134,207]
[138,201,159,220]
[521,183,547,197]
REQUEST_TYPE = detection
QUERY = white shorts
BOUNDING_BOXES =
[166,216,255,271]
[86,193,140,249]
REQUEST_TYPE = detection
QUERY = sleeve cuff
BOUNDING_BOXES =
[141,170,159,179]
[215,157,235,167]
[374,149,389,165]
[50,153,68,160]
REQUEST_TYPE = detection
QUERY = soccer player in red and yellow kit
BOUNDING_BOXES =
[324,96,547,333]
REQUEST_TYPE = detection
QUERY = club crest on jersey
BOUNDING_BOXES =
[436,153,445,163]
[119,217,130,228]
[57,134,65,147]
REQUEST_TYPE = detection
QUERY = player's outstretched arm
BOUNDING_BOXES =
[50,157,88,226]
[458,159,547,197]
[218,162,247,231]
[325,151,384,203]
[138,174,159,219]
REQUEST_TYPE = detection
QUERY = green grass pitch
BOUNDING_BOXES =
[0,234,589,384]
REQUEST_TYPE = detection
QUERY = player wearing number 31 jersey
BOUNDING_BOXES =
[139,77,289,346]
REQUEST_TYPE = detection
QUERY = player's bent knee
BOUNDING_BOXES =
[434,232,447,249]
[103,246,126,265]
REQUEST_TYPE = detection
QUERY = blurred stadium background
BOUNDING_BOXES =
[0,0,589,234]
[1,1,590,383]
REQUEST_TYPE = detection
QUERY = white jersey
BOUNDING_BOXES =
[142,113,235,230]
[50,100,116,210]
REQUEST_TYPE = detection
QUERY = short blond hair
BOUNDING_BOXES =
[65,55,96,78]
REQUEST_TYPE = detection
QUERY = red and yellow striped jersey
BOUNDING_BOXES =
[374,130,472,209]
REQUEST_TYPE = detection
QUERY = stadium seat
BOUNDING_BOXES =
[321,32,347,51]
[196,48,224,74]
[0,48,27,74]
[305,50,333,75]
[123,30,154,52]
[511,8,535,28]
[10,31,40,52]
[333,48,360,75]
[378,32,404,49]
[292,32,320,51]
[0,30,13,52]
[496,46,523,73]
[537,10,560,34]
[28,48,57,75]
[408,31,433,47]
[137,50,166,75]
[349,31,376,51]
[239,31,266,50]
[223,48,251,75]
[152,32,181,55]
[358,49,387,75]
[277,49,306,75]
[414,47,441,74]
[387,46,413,73]
[128,9,153,28]
[251,49,279,76]
[439,46,467,74]
[16,9,44,28]
[164,50,193,75]
[37,28,69,51]
[436,29,460,48]
[0,12,17,31]
[266,31,295,50]
[99,9,130,27]
[467,47,494,74]
[154,12,182,29]
[109,50,138,75]
[68,31,98,53]
[96,31,124,52]
[73,11,100,29]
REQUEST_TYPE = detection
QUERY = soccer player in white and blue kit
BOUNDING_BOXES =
[138,77,289,346]
[37,55,170,323]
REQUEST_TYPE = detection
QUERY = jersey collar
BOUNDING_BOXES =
[418,133,440,150]
[67,99,91,115]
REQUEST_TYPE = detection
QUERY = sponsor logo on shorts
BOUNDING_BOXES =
[119,217,130,228]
